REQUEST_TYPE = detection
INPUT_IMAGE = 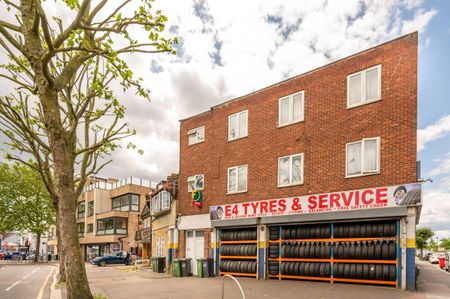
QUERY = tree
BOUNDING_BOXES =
[0,1,176,298]
[440,238,450,250]
[0,162,55,261]
[416,227,434,259]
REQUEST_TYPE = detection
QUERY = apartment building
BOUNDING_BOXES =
[178,33,421,289]
[76,177,152,260]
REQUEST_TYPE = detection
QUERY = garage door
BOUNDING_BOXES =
[268,219,399,287]
[219,227,258,278]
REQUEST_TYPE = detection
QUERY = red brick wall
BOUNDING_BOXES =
[179,33,417,216]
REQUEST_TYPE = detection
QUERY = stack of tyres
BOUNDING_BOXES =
[281,225,331,239]
[269,244,280,259]
[334,241,396,260]
[281,262,331,277]
[268,261,279,275]
[221,229,257,241]
[281,242,331,259]
[333,221,396,238]
[269,226,280,240]
[220,228,257,277]
[334,263,396,281]
[219,260,257,274]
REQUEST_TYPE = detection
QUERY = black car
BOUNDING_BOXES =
[90,252,127,266]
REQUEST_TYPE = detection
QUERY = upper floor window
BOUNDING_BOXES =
[278,153,304,187]
[228,110,248,141]
[187,174,204,192]
[279,91,304,127]
[347,65,381,108]
[87,223,93,233]
[77,202,85,219]
[150,190,171,215]
[112,193,140,212]
[78,223,85,237]
[97,217,127,235]
[188,126,205,145]
[228,164,248,194]
[346,137,381,177]
[87,201,94,217]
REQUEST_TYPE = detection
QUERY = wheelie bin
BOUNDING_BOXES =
[197,258,205,277]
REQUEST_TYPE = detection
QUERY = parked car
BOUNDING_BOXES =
[429,253,439,264]
[90,252,127,267]
[444,252,450,271]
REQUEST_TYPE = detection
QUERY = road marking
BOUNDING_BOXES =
[5,280,20,292]
[36,267,54,299]
[0,267,6,271]
[22,267,40,280]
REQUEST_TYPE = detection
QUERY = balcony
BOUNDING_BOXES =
[83,177,156,193]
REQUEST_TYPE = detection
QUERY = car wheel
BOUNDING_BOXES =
[99,261,106,267]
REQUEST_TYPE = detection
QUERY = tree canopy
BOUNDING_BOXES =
[0,162,55,236]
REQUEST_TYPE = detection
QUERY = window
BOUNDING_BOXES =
[228,110,248,141]
[278,153,304,187]
[346,137,381,177]
[188,126,205,145]
[77,202,85,219]
[156,237,165,257]
[187,174,204,192]
[87,223,93,233]
[347,65,381,108]
[96,217,127,235]
[150,191,171,215]
[227,165,248,194]
[78,223,85,237]
[87,201,94,217]
[112,193,140,212]
[279,91,304,127]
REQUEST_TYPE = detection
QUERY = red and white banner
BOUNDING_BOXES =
[209,183,421,221]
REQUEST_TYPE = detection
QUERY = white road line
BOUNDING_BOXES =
[0,267,6,271]
[5,280,20,292]
[36,268,54,299]
[22,267,40,280]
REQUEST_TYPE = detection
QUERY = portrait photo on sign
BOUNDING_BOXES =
[210,206,224,220]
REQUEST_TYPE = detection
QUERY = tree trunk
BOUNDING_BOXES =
[34,233,41,262]
[57,184,92,299]
[54,208,66,283]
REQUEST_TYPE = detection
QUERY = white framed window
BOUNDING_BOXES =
[227,164,248,194]
[156,237,164,257]
[278,153,304,187]
[346,137,381,177]
[347,65,381,108]
[187,174,204,192]
[187,126,205,145]
[228,110,248,141]
[150,190,171,215]
[279,91,304,127]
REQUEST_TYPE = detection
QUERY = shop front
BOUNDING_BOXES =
[210,183,421,290]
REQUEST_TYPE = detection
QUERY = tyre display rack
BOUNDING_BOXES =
[219,228,258,278]
[268,220,399,287]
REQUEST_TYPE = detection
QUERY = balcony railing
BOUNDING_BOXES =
[83,177,156,193]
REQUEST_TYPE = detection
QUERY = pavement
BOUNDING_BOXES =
[0,263,55,299]
[81,260,450,299]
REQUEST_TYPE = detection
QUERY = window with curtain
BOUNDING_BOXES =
[228,164,248,193]
[347,65,381,108]
[87,201,94,216]
[187,126,205,145]
[346,137,380,177]
[228,110,248,141]
[278,153,304,187]
[279,91,304,127]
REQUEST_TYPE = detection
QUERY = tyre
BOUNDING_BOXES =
[368,264,376,280]
[344,245,350,259]
[289,262,296,275]
[349,225,355,238]
[344,264,351,278]
[324,263,331,277]
[335,244,342,259]
[366,224,373,237]
[299,262,306,276]
[353,224,361,238]
[309,226,316,239]
[377,223,384,237]
[348,245,355,259]
[382,242,389,260]
[361,243,368,259]
[295,227,302,239]
[99,260,106,267]
[389,222,396,237]
[360,224,367,237]
[368,243,375,259]
[315,226,321,239]
[343,225,350,238]
[294,245,301,258]
[320,263,326,277]
[383,223,390,237]
[403,188,421,205]
[382,264,389,281]
[350,263,356,278]
[295,262,301,276]
[356,263,363,279]
[375,243,382,260]
[375,264,383,280]
[389,265,396,281]
[314,263,321,277]
[354,244,362,259]
[363,264,369,279]
[388,242,396,260]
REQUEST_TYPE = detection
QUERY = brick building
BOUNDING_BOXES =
[178,32,421,288]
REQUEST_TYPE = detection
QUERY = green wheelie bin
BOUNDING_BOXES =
[196,258,205,277]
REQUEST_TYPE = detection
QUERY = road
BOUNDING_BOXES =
[86,260,450,299]
[0,264,54,299]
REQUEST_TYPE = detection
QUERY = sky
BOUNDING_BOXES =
[0,1,449,240]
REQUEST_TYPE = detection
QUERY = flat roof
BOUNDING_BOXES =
[179,31,418,122]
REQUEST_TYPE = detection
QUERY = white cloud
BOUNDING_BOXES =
[0,0,438,183]
[418,115,450,151]
[428,153,450,177]
[420,187,450,238]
